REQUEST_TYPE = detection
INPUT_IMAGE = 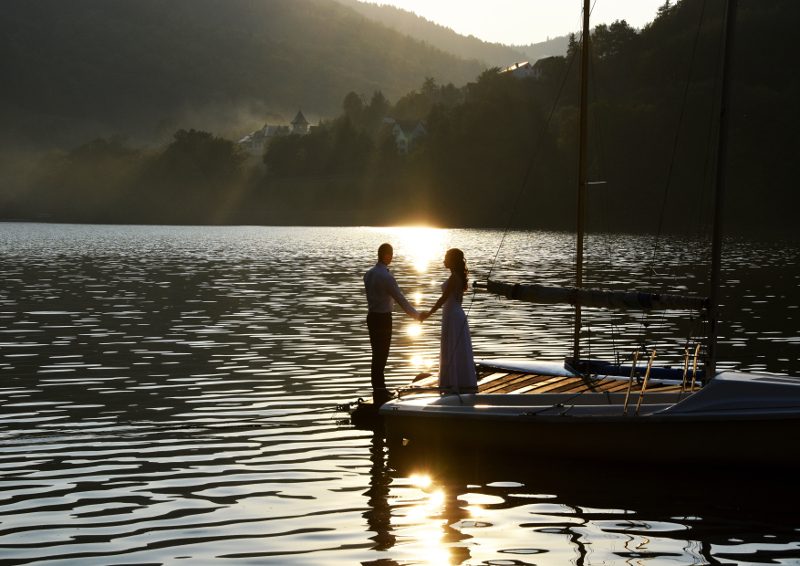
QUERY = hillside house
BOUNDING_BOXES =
[238,110,309,155]
[388,119,427,154]
[502,58,553,80]
[238,124,290,155]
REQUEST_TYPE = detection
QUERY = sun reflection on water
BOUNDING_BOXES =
[406,324,423,337]
[410,474,432,488]
[396,476,480,565]
[410,355,435,369]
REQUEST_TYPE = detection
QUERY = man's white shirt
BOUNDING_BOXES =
[364,262,420,319]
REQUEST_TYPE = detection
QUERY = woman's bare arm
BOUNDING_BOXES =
[423,274,457,320]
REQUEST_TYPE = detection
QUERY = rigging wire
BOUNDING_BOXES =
[686,2,728,243]
[467,8,587,372]
[648,0,710,271]
[486,0,600,283]
[582,25,618,365]
[485,38,583,284]
[444,0,725,385]
[639,0,711,369]
[445,20,586,380]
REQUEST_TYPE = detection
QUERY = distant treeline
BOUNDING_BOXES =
[3,0,799,234]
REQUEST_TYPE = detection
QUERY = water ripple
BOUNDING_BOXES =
[0,224,797,564]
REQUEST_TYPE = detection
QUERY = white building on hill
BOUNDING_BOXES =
[502,58,553,80]
[239,110,309,155]
[238,124,290,155]
[387,119,427,155]
[290,110,309,135]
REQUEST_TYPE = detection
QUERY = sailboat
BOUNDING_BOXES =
[375,0,800,465]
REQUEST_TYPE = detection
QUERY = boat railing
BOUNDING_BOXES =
[633,350,657,416]
[622,350,641,416]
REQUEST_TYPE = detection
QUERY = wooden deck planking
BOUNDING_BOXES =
[530,376,587,394]
[480,373,529,393]
[493,374,559,394]
[476,372,512,388]
[556,379,606,393]
[523,375,573,392]
[490,374,556,394]
[402,369,691,396]
[603,381,637,393]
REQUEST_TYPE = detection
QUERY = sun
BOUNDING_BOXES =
[385,227,447,273]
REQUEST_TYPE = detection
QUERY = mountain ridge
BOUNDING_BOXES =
[334,0,569,67]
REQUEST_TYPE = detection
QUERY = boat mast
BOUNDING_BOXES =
[573,0,590,365]
[706,0,738,380]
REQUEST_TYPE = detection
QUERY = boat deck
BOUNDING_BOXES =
[349,365,696,428]
[403,368,695,396]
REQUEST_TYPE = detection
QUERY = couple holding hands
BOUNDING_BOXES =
[364,243,478,405]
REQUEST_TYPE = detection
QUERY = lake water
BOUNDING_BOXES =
[1,223,798,565]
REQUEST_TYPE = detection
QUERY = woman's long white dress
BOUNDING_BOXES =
[438,275,478,392]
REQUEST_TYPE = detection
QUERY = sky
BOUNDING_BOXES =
[367,0,668,45]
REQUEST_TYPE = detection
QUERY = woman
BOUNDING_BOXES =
[421,248,478,392]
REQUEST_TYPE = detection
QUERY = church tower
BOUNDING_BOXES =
[291,110,309,135]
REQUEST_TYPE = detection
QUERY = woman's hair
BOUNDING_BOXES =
[446,248,468,294]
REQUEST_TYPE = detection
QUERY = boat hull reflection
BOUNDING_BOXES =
[385,432,800,515]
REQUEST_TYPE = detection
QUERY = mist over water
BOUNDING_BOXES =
[0,223,798,565]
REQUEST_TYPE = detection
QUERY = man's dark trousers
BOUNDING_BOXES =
[367,312,392,399]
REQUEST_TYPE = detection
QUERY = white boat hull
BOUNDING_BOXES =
[380,371,800,466]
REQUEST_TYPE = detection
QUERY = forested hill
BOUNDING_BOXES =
[335,0,569,67]
[0,0,484,150]
[3,0,799,234]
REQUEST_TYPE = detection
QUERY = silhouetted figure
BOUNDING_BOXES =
[421,248,477,392]
[364,243,421,404]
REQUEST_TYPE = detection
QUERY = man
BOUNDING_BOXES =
[364,243,421,405]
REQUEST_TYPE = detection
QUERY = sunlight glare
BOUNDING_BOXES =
[410,356,434,368]
[410,474,432,488]
[406,324,422,337]
[429,490,444,505]
[405,485,447,523]
[384,227,446,272]
[418,528,446,550]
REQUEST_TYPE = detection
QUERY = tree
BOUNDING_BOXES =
[421,76,438,94]
[156,129,249,183]
[592,20,637,59]
[363,90,392,133]
[440,83,462,108]
[342,91,365,123]
[657,0,674,19]
[329,115,373,174]
[567,32,579,59]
